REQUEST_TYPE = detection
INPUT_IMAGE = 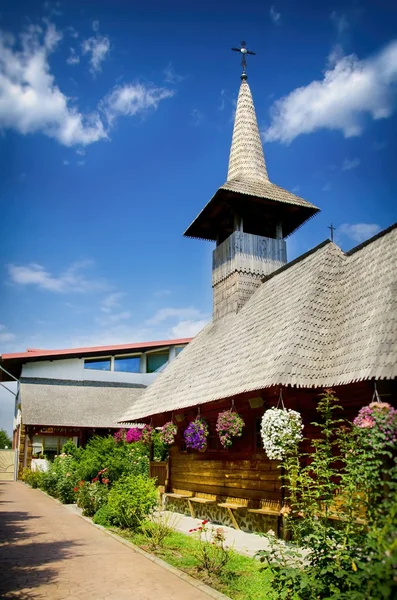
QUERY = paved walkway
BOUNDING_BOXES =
[0,482,213,600]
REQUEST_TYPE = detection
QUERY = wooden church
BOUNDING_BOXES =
[120,44,397,533]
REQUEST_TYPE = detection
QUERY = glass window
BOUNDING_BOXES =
[175,346,185,356]
[84,358,111,371]
[147,352,169,373]
[114,356,141,373]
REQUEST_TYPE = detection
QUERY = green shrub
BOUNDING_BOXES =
[61,439,83,461]
[129,442,150,477]
[257,390,397,600]
[22,468,43,488]
[77,435,144,483]
[152,431,169,462]
[76,480,109,516]
[40,468,59,497]
[107,474,158,530]
[93,504,113,527]
[45,453,79,503]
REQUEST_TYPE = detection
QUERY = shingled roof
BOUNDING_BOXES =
[119,224,397,423]
[21,378,145,428]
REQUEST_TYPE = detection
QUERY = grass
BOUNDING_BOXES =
[113,527,274,600]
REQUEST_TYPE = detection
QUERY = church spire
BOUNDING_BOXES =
[227,79,269,183]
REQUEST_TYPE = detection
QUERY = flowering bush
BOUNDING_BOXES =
[184,418,209,451]
[354,401,397,447]
[141,425,154,445]
[189,520,231,575]
[216,409,244,448]
[261,408,303,460]
[159,421,177,445]
[125,427,142,444]
[75,475,109,516]
[113,428,126,443]
[107,474,158,530]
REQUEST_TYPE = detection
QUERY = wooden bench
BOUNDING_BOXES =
[187,494,216,518]
[163,489,193,505]
[217,497,249,530]
[248,500,282,516]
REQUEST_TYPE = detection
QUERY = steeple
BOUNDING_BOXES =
[184,45,320,320]
[227,80,268,184]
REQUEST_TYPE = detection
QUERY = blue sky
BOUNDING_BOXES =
[0,0,396,365]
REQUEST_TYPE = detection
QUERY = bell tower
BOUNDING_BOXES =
[184,42,320,320]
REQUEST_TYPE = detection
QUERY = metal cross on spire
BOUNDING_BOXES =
[232,41,256,80]
[328,223,336,242]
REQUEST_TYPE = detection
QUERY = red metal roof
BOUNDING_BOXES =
[1,338,193,361]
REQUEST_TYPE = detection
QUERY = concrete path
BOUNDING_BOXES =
[161,511,270,558]
[0,482,213,600]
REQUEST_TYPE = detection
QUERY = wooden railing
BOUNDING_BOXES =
[150,461,168,487]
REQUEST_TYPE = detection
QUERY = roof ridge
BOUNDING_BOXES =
[261,239,334,283]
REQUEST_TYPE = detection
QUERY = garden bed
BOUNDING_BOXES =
[108,526,273,600]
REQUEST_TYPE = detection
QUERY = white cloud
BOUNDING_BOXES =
[146,307,207,326]
[8,260,109,293]
[163,62,184,84]
[44,21,63,50]
[104,83,174,124]
[81,34,110,74]
[92,20,100,32]
[0,324,16,343]
[153,289,172,297]
[0,23,107,146]
[190,108,204,127]
[270,6,281,24]
[339,223,381,243]
[66,47,80,65]
[342,157,360,171]
[67,26,79,39]
[264,40,397,144]
[373,140,387,151]
[101,292,125,313]
[330,11,349,36]
[97,311,131,326]
[76,147,86,156]
[170,319,207,338]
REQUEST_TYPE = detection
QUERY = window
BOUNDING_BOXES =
[84,358,111,371]
[147,352,169,373]
[175,346,185,356]
[114,356,141,373]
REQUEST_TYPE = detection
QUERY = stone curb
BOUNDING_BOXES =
[28,484,232,600]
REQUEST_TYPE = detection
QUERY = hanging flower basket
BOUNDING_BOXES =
[160,421,178,445]
[125,427,142,444]
[216,409,245,448]
[261,408,303,460]
[354,401,397,447]
[184,417,209,451]
[141,425,154,445]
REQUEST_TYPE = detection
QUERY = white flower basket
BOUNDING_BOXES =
[261,407,303,460]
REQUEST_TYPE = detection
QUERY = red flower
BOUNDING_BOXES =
[79,480,85,487]
[202,520,209,525]
[73,487,79,492]
[102,478,109,484]
[92,477,98,483]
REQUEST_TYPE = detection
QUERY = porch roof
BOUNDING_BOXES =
[21,378,144,428]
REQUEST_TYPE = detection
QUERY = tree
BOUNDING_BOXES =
[0,429,12,449]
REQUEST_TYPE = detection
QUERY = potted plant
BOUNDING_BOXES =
[125,427,142,444]
[216,409,245,448]
[141,424,154,445]
[261,407,303,460]
[184,417,209,451]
